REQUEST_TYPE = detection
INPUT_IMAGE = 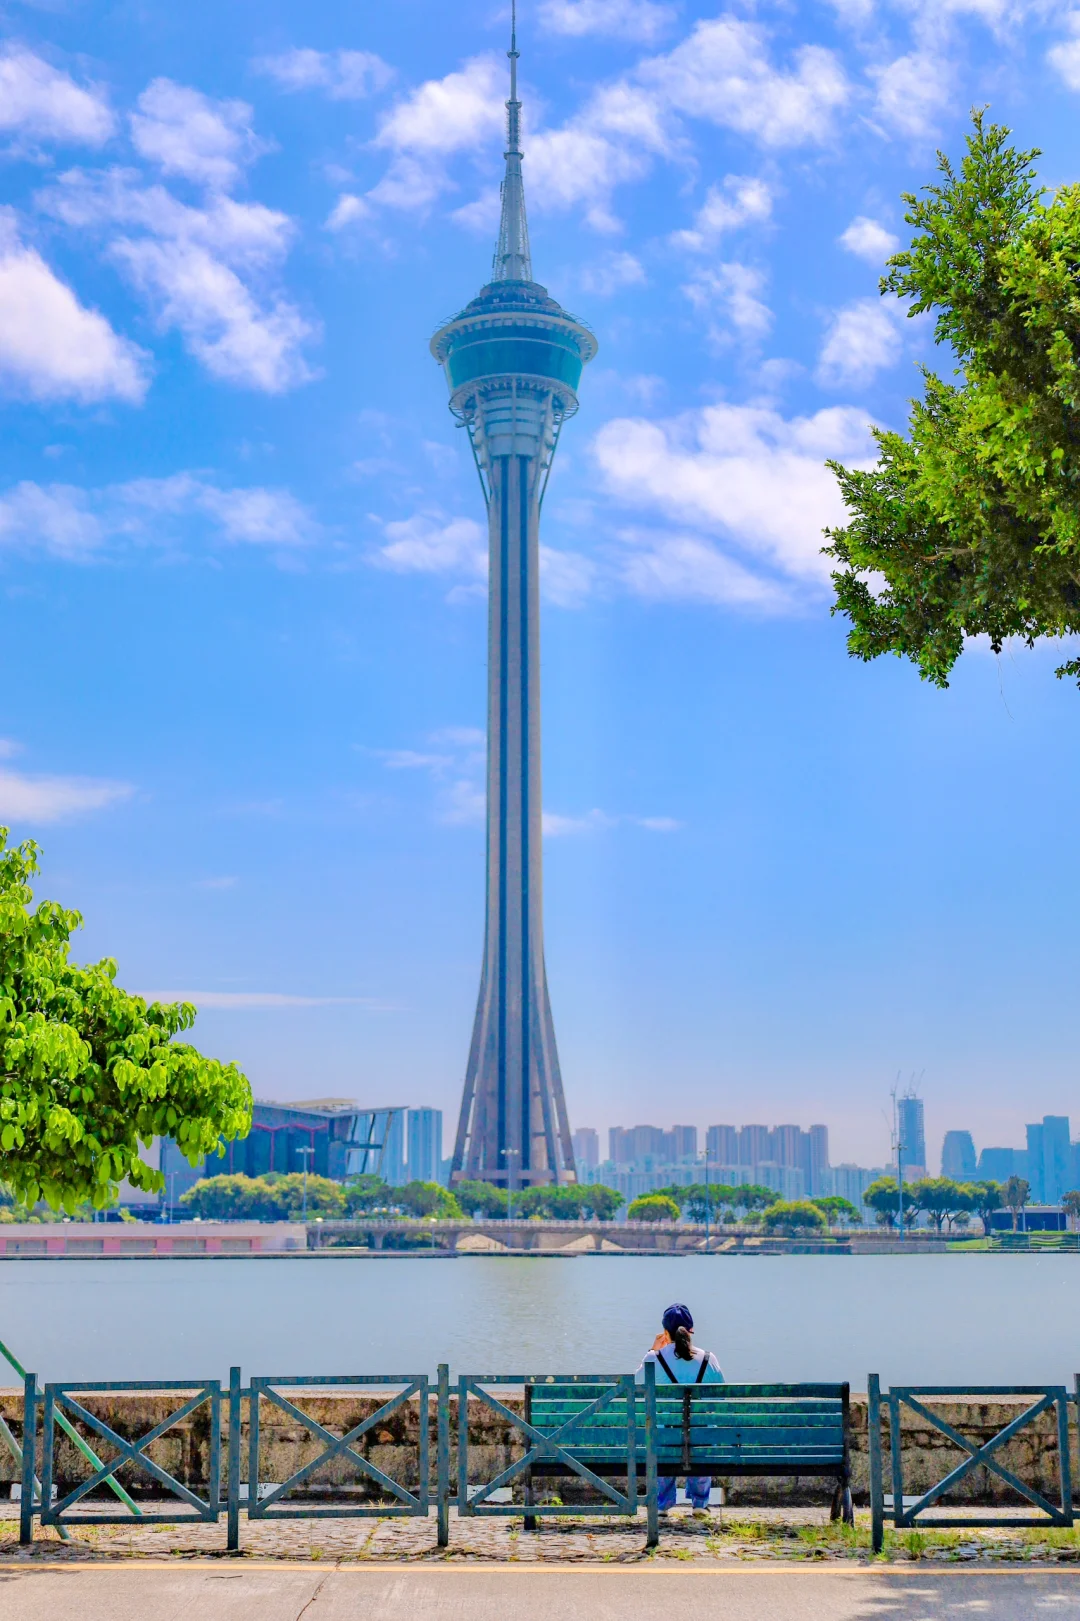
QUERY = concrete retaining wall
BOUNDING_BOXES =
[2,1390,1074,1508]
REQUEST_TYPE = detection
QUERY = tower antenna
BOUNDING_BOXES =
[493,0,532,281]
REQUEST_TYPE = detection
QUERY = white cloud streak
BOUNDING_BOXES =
[671,175,772,251]
[254,48,394,99]
[1048,15,1080,89]
[816,298,901,386]
[682,263,772,342]
[839,216,900,263]
[138,991,384,1009]
[538,0,676,41]
[0,473,317,559]
[130,79,267,188]
[0,768,133,823]
[0,47,114,146]
[38,168,316,393]
[0,212,148,404]
[592,403,877,590]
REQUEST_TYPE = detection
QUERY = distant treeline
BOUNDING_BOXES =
[179,1173,624,1222]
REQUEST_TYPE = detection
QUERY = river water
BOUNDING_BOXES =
[0,1253,1072,1389]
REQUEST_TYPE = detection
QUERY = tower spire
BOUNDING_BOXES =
[492,0,532,282]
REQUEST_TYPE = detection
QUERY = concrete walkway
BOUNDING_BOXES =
[1,1564,1079,1619]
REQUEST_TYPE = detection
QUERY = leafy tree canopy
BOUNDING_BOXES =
[627,1193,681,1223]
[811,1196,862,1227]
[395,1180,463,1219]
[826,112,1080,688]
[182,1172,346,1221]
[0,833,251,1213]
[760,1200,827,1234]
[454,1179,508,1217]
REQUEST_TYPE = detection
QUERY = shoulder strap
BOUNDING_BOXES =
[655,1350,679,1384]
[695,1352,710,1384]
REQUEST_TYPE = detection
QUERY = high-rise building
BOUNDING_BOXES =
[668,1126,698,1164]
[739,1125,772,1166]
[438,14,594,1190]
[706,1125,738,1166]
[1027,1116,1070,1205]
[380,1108,407,1188]
[773,1125,803,1168]
[806,1125,830,1196]
[898,1092,926,1177]
[572,1127,599,1170]
[940,1130,976,1181]
[407,1108,443,1184]
[977,1147,1019,1182]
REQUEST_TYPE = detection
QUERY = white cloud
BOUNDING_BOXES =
[539,545,596,606]
[816,297,901,386]
[538,0,676,42]
[38,169,315,393]
[326,193,368,231]
[373,512,487,577]
[0,473,316,558]
[579,251,647,295]
[378,726,487,826]
[542,806,681,834]
[0,213,148,404]
[130,79,267,188]
[375,55,503,157]
[682,263,772,342]
[254,48,394,99]
[613,527,795,609]
[839,215,900,263]
[639,15,849,148]
[869,52,951,138]
[1048,16,1080,90]
[671,175,772,251]
[0,768,133,824]
[592,402,877,588]
[0,47,114,146]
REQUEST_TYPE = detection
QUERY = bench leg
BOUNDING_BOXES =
[830,1480,842,1522]
[843,1486,854,1527]
[523,1466,537,1533]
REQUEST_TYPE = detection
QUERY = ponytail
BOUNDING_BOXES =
[672,1324,694,1361]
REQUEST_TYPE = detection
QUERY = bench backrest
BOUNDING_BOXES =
[524,1382,638,1463]
[649,1382,848,1470]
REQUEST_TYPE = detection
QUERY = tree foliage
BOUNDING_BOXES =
[1002,1174,1030,1229]
[627,1193,681,1223]
[182,1172,348,1221]
[760,1199,827,1235]
[0,832,251,1213]
[811,1196,862,1227]
[826,113,1080,688]
[394,1180,463,1219]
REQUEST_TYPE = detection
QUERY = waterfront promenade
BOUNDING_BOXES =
[2,1563,1079,1621]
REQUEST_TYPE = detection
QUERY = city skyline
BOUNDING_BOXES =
[4,2,1080,1168]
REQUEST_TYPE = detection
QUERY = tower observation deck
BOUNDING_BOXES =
[431,7,596,1188]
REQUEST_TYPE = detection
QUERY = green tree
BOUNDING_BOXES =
[395,1181,463,1219]
[1063,1190,1080,1230]
[627,1193,680,1223]
[343,1174,392,1215]
[577,1184,623,1221]
[908,1177,968,1234]
[760,1200,828,1235]
[969,1180,1003,1236]
[863,1177,903,1229]
[181,1173,347,1221]
[0,832,251,1213]
[811,1195,862,1228]
[1002,1174,1030,1231]
[454,1179,508,1218]
[825,114,1080,689]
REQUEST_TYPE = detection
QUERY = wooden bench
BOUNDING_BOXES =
[520,1373,853,1544]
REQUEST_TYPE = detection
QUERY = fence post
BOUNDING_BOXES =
[1059,1384,1074,1525]
[227,1366,242,1552]
[644,1361,658,1548]
[868,1373,883,1554]
[436,1363,450,1548]
[19,1373,36,1546]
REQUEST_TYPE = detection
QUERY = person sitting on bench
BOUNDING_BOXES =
[638,1302,724,1513]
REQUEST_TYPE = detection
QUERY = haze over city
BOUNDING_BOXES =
[3,0,1080,1169]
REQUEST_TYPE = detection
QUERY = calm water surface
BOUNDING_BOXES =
[0,1254,1071,1387]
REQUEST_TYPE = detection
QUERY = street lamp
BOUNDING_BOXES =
[501,1147,521,1241]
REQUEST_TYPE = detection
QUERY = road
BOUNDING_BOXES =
[0,1563,1078,1619]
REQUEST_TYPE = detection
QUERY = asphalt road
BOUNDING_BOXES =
[1,1564,1078,1620]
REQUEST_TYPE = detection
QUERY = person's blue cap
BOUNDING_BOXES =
[662,1303,693,1334]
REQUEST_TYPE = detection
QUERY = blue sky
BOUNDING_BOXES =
[3,0,1080,1170]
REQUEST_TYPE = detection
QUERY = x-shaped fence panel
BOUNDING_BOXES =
[37,1380,221,1527]
[456,1374,639,1525]
[245,1375,430,1524]
[869,1377,1073,1551]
